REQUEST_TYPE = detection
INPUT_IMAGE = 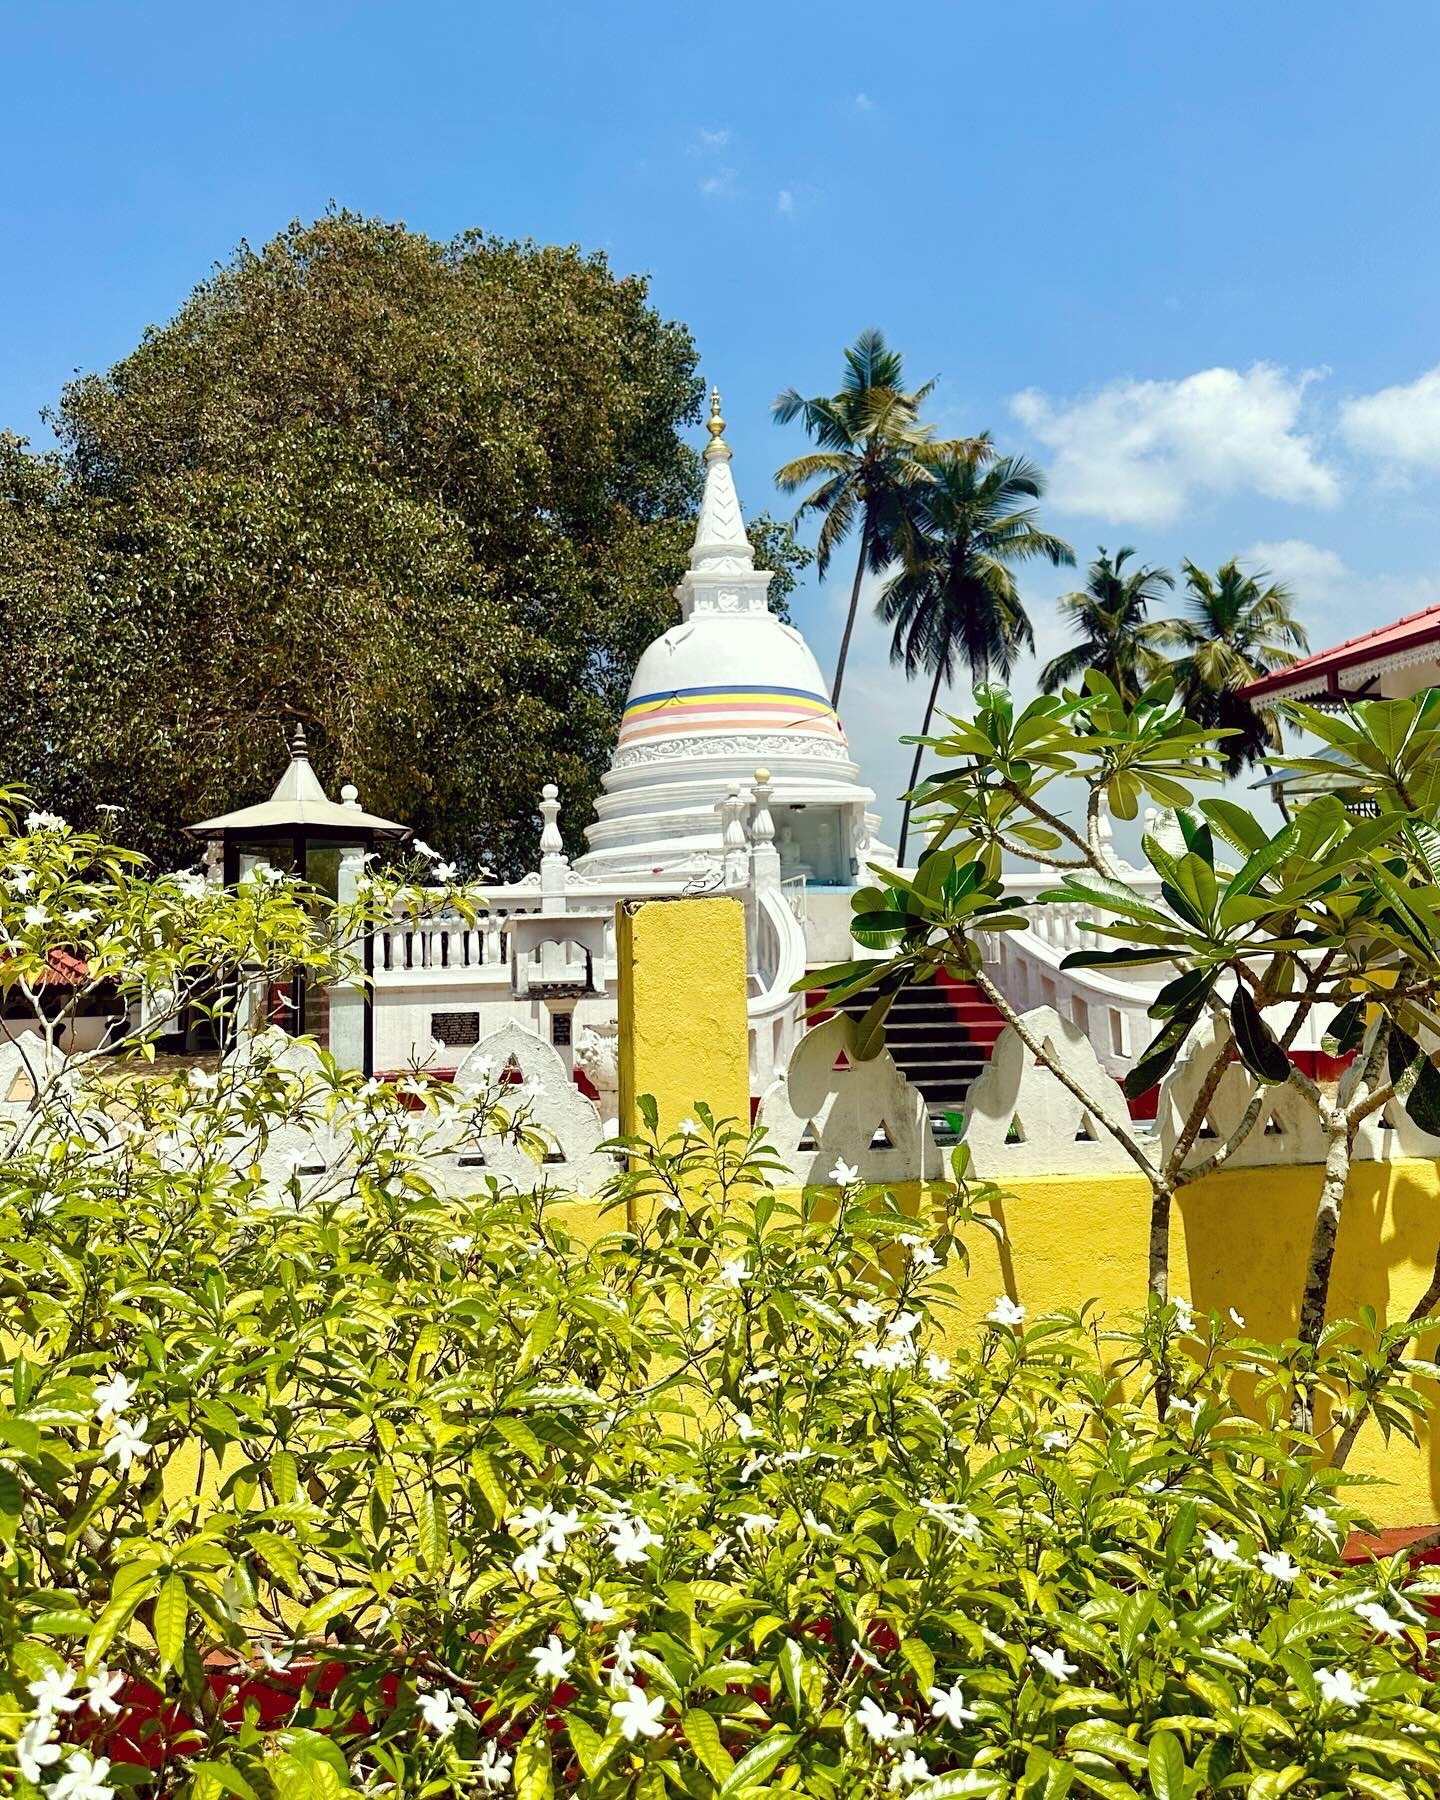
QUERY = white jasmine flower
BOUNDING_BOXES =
[412,840,440,860]
[741,1367,779,1390]
[5,868,35,893]
[476,1740,513,1791]
[25,811,66,833]
[606,1513,659,1566]
[28,1667,81,1715]
[854,1695,905,1743]
[739,1512,777,1536]
[611,1627,636,1682]
[416,1689,460,1736]
[735,1411,761,1442]
[907,1242,940,1269]
[1354,1599,1407,1639]
[802,1508,834,1537]
[1315,1667,1366,1708]
[703,1535,732,1570]
[1302,1502,1340,1539]
[987,1295,1025,1328]
[1202,1530,1246,1566]
[829,1158,860,1186]
[1228,1307,1246,1328]
[1040,1429,1068,1451]
[576,1592,615,1623]
[433,862,458,882]
[51,1749,114,1800]
[91,1372,137,1422]
[929,1680,977,1728]
[890,1749,930,1789]
[527,1634,575,1685]
[1172,1297,1196,1334]
[84,1667,124,1716]
[677,1116,699,1136]
[1029,1645,1078,1683]
[923,1353,951,1383]
[1170,1396,1202,1422]
[718,1258,749,1289]
[1257,1549,1302,1583]
[16,1717,62,1785]
[611,1683,665,1741]
[259,1644,293,1674]
[887,1310,923,1341]
[512,1544,553,1582]
[22,904,49,928]
[845,1298,883,1329]
[919,1499,981,1541]
[66,908,97,926]
[102,1414,151,1474]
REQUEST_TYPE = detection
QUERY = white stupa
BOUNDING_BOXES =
[577,391,891,884]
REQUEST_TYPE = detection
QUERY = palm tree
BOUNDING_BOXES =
[773,330,982,708]
[1039,547,1175,705]
[1151,559,1310,775]
[880,451,1075,863]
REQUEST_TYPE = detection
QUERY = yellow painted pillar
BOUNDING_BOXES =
[616,896,750,1138]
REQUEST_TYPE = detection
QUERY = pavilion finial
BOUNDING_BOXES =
[289,721,310,762]
[703,385,730,461]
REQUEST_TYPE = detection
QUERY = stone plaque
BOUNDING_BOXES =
[431,1010,480,1047]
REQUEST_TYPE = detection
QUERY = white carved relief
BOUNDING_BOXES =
[758,1014,943,1185]
[449,1019,617,1194]
[962,1007,1137,1178]
[611,734,851,771]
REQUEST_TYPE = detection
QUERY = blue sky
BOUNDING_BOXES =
[6,1,1440,835]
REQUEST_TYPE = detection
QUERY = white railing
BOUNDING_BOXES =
[748,885,808,1092]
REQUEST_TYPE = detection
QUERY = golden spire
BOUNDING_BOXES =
[704,384,731,460]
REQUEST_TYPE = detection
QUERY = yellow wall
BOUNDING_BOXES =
[615,897,750,1140]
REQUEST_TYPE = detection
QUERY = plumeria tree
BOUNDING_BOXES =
[3,796,1440,1797]
[813,679,1440,1438]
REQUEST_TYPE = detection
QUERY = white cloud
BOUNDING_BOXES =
[1240,538,1440,650]
[776,188,794,215]
[1340,366,1440,468]
[698,167,737,200]
[1011,364,1340,524]
[693,127,730,153]
[1243,538,1348,593]
[853,92,875,112]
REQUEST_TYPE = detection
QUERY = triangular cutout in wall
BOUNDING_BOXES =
[1263,1115,1285,1136]
[1198,1119,1218,1140]
[797,1120,820,1151]
[870,1119,897,1150]
[1006,1114,1026,1145]
[1074,1113,1098,1142]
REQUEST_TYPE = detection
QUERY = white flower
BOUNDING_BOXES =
[1315,1666,1367,1708]
[739,1512,777,1536]
[907,1242,940,1270]
[512,1544,553,1582]
[829,1158,860,1186]
[1202,1530,1246,1567]
[703,1535,732,1570]
[527,1634,575,1685]
[92,1372,137,1422]
[854,1695,905,1743]
[25,811,66,833]
[741,1367,779,1390]
[1172,1297,1196,1334]
[1040,1429,1068,1451]
[1354,1599,1407,1639]
[677,1116,699,1136]
[187,1068,219,1093]
[887,1310,923,1341]
[576,1592,615,1623]
[447,1234,474,1255]
[845,1298,884,1329]
[606,1513,660,1566]
[611,1627,636,1682]
[923,1353,951,1383]
[987,1295,1026,1328]
[1257,1549,1302,1583]
[476,1740,513,1792]
[51,1749,114,1800]
[416,1688,460,1736]
[718,1258,749,1289]
[537,1508,583,1555]
[890,1749,930,1789]
[16,1716,62,1785]
[1228,1307,1246,1328]
[611,1682,665,1742]
[1302,1502,1340,1540]
[1169,1396,1202,1422]
[802,1508,834,1538]
[412,840,440,860]
[259,1644,294,1674]
[1029,1645,1077,1683]
[22,904,49,928]
[5,867,35,893]
[28,1666,81,1715]
[85,1666,124,1716]
[66,908,97,927]
[735,1411,761,1442]
[919,1499,982,1541]
[433,862,458,882]
[929,1680,977,1728]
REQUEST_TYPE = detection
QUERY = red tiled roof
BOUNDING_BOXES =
[1242,602,1440,700]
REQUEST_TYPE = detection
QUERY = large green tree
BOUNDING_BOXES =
[0,213,800,874]
[1039,546,1175,705]
[1155,558,1310,774]
[772,330,976,709]
[880,451,1073,863]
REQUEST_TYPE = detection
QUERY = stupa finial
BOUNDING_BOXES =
[704,385,730,461]
[289,721,310,762]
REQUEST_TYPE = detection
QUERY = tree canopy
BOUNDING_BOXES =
[1,212,804,874]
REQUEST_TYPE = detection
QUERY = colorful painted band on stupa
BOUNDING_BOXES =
[618,684,846,746]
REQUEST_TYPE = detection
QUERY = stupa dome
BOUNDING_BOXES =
[576,391,891,884]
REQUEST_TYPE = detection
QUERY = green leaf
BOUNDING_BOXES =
[0,1413,41,1455]
[776,1636,806,1714]
[153,1572,188,1672]
[1245,1770,1306,1800]
[1230,986,1290,1085]
[1387,1023,1440,1135]
[417,1485,449,1568]
[514,1717,554,1800]
[682,1708,735,1785]
[1147,1732,1185,1800]
[1323,998,1367,1056]
[717,1728,798,1796]
[269,1448,298,1503]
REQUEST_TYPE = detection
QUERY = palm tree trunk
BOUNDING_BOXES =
[896,659,946,867]
[830,522,871,709]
